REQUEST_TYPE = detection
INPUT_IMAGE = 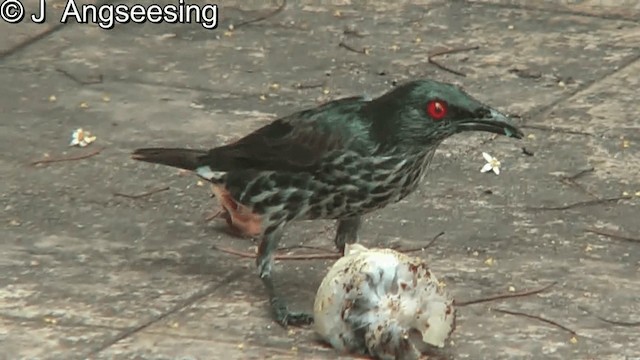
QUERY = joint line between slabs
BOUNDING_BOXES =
[82,269,245,358]
[524,52,640,123]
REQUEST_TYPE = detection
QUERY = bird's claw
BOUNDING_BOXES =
[271,298,314,327]
[278,311,314,327]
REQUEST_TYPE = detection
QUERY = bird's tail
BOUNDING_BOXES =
[131,148,208,171]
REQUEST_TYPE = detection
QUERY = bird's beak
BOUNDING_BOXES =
[456,108,524,139]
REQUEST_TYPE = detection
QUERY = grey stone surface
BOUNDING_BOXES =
[0,1,638,359]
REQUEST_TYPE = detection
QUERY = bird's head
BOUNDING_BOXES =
[364,80,524,150]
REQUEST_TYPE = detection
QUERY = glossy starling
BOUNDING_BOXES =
[131,79,523,327]
[314,243,455,360]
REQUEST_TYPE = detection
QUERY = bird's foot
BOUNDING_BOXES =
[257,228,311,327]
[271,297,314,327]
[203,208,227,222]
[204,208,257,239]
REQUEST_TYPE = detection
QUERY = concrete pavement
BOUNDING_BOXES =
[1,1,639,359]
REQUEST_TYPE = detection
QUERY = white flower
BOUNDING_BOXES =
[481,152,500,175]
[70,128,96,147]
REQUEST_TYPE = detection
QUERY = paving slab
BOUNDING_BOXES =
[0,316,121,360]
[0,1,639,359]
[526,59,640,183]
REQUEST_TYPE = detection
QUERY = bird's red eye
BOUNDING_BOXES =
[427,100,447,120]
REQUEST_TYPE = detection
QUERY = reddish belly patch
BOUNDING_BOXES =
[211,184,263,237]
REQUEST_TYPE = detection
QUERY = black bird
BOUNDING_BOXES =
[131,79,523,327]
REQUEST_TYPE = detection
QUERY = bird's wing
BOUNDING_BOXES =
[201,97,371,172]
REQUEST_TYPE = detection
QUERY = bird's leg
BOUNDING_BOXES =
[334,216,362,254]
[257,224,314,327]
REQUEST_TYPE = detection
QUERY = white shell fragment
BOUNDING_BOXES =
[69,128,97,147]
[314,243,456,360]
